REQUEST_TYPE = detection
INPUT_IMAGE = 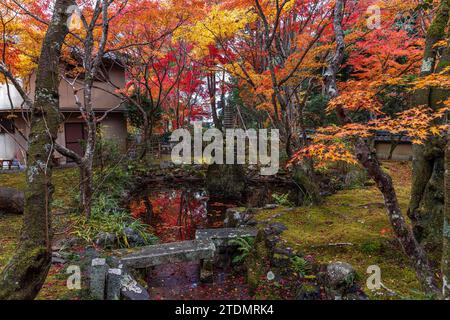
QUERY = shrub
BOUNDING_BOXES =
[72,189,157,248]
[94,137,122,170]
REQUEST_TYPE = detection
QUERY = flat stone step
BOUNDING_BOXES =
[119,240,216,269]
[195,228,258,246]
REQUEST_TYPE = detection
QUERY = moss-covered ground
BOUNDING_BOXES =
[255,161,426,299]
[0,167,81,300]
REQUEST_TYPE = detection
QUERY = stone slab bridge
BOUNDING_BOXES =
[92,227,258,300]
[119,227,258,269]
[119,240,216,269]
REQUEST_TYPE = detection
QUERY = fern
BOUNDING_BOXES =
[228,237,255,264]
[272,193,294,207]
[291,256,312,277]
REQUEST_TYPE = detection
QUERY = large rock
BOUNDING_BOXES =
[119,240,216,269]
[195,227,257,247]
[264,222,288,236]
[94,232,117,248]
[245,185,271,207]
[120,273,150,300]
[0,187,24,214]
[94,228,146,249]
[106,268,123,300]
[224,208,246,228]
[123,227,146,247]
[206,164,246,200]
[297,283,322,300]
[325,262,357,290]
[224,208,257,228]
[292,166,322,205]
[323,261,368,300]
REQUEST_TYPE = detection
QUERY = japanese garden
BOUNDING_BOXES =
[0,0,449,303]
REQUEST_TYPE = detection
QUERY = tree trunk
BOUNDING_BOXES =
[207,72,222,130]
[409,0,450,264]
[355,139,440,294]
[443,133,450,298]
[325,0,440,295]
[0,0,73,300]
[440,25,450,299]
[409,140,445,263]
[82,119,96,219]
[79,162,94,220]
[139,118,150,160]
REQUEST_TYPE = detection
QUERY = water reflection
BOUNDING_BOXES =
[130,188,249,300]
[131,189,229,242]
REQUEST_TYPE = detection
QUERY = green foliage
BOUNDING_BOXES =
[229,236,255,264]
[72,195,157,248]
[124,94,163,129]
[93,164,132,201]
[90,193,123,216]
[290,256,312,277]
[94,133,122,170]
[304,94,336,127]
[272,193,294,207]
[415,0,434,11]
[52,199,68,211]
[74,166,157,248]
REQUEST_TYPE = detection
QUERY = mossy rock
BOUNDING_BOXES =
[296,283,321,300]
[292,167,322,205]
[245,230,271,294]
[206,164,246,200]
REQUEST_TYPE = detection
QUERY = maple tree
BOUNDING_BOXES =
[112,0,209,159]
[289,0,450,295]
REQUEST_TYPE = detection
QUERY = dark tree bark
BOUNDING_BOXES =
[408,0,450,264]
[207,72,222,130]
[444,129,450,298]
[440,26,450,300]
[0,187,24,214]
[325,0,440,295]
[0,0,73,300]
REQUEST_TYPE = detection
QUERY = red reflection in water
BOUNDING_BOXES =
[131,189,249,300]
[131,189,228,242]
[151,190,208,242]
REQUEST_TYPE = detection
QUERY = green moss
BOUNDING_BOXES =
[0,215,22,268]
[437,60,450,70]
[246,231,271,294]
[0,168,80,300]
[0,167,79,206]
[255,161,427,300]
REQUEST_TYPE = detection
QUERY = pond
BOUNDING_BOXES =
[130,187,252,300]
